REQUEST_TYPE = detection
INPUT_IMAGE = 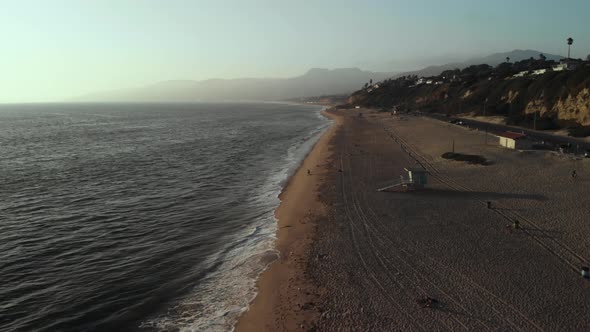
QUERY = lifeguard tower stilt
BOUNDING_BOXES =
[377,167,429,192]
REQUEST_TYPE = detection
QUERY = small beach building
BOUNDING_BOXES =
[377,167,429,192]
[496,131,530,149]
[404,167,428,187]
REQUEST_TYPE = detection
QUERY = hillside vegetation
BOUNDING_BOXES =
[348,57,590,135]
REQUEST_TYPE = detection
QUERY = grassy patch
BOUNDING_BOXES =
[442,152,490,165]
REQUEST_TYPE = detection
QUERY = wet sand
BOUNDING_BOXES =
[235,111,341,331]
[237,108,590,331]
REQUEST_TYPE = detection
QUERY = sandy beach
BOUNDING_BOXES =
[235,111,341,331]
[236,107,590,331]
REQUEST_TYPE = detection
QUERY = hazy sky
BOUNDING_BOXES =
[2,0,589,103]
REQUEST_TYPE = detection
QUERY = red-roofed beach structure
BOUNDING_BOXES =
[496,131,530,149]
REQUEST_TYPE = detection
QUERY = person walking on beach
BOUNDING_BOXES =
[572,170,577,179]
[307,169,311,176]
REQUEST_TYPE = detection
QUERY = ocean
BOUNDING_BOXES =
[0,102,330,331]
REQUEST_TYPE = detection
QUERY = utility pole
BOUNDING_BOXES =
[452,139,455,153]
[483,98,489,146]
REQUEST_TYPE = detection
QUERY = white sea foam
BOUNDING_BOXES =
[140,107,331,331]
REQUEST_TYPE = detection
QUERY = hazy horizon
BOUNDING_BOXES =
[2,0,590,103]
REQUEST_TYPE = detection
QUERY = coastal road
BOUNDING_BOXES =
[425,112,590,153]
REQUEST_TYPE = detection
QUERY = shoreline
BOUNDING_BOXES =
[234,109,341,331]
[233,105,590,330]
[238,106,590,330]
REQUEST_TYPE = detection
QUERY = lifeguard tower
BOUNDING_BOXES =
[377,167,429,192]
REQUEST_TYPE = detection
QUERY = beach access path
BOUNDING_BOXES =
[238,108,590,331]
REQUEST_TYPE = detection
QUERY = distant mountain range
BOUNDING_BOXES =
[75,68,395,102]
[76,50,563,102]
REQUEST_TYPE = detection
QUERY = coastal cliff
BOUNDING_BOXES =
[348,59,590,135]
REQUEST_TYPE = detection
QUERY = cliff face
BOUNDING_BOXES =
[522,89,590,126]
[549,88,590,125]
[348,64,590,131]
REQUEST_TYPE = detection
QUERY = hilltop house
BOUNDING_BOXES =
[553,59,578,72]
[513,71,529,78]
[513,68,548,78]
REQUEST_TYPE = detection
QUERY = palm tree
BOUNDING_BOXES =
[567,37,574,59]
[506,56,510,63]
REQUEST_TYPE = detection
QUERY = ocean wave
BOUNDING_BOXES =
[140,108,331,331]
[0,102,329,332]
